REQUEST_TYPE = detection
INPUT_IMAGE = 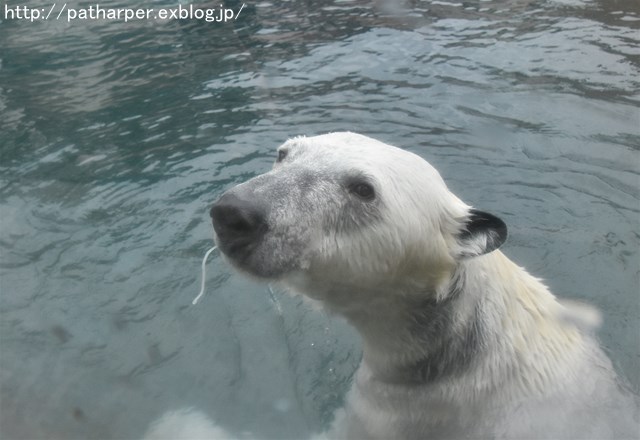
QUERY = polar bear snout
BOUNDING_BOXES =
[211,192,268,261]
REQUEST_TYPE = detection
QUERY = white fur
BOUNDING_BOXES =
[144,408,237,439]
[147,133,638,439]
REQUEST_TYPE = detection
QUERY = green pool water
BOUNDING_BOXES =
[1,0,638,438]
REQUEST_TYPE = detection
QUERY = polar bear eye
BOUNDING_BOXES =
[276,149,288,163]
[349,182,375,201]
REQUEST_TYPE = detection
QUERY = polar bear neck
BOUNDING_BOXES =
[343,251,583,393]
[344,270,483,386]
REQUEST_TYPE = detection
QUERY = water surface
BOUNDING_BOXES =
[1,0,638,438]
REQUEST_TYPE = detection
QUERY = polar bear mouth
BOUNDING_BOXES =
[210,185,310,279]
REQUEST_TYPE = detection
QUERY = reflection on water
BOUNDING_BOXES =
[1,0,638,438]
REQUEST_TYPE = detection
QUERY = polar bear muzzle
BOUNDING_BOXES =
[210,191,269,264]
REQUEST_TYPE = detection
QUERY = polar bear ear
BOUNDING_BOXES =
[456,209,508,258]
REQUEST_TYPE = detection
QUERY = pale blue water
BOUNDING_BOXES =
[1,0,638,438]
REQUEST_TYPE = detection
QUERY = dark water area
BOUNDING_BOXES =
[1,0,638,438]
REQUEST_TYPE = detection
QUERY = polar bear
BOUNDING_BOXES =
[148,132,638,439]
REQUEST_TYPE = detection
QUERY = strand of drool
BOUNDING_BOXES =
[192,246,217,305]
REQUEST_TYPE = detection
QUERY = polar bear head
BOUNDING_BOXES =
[210,132,506,308]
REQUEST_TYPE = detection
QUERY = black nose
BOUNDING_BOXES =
[210,192,268,256]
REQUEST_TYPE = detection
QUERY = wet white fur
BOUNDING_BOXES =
[144,408,227,439]
[147,133,637,439]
